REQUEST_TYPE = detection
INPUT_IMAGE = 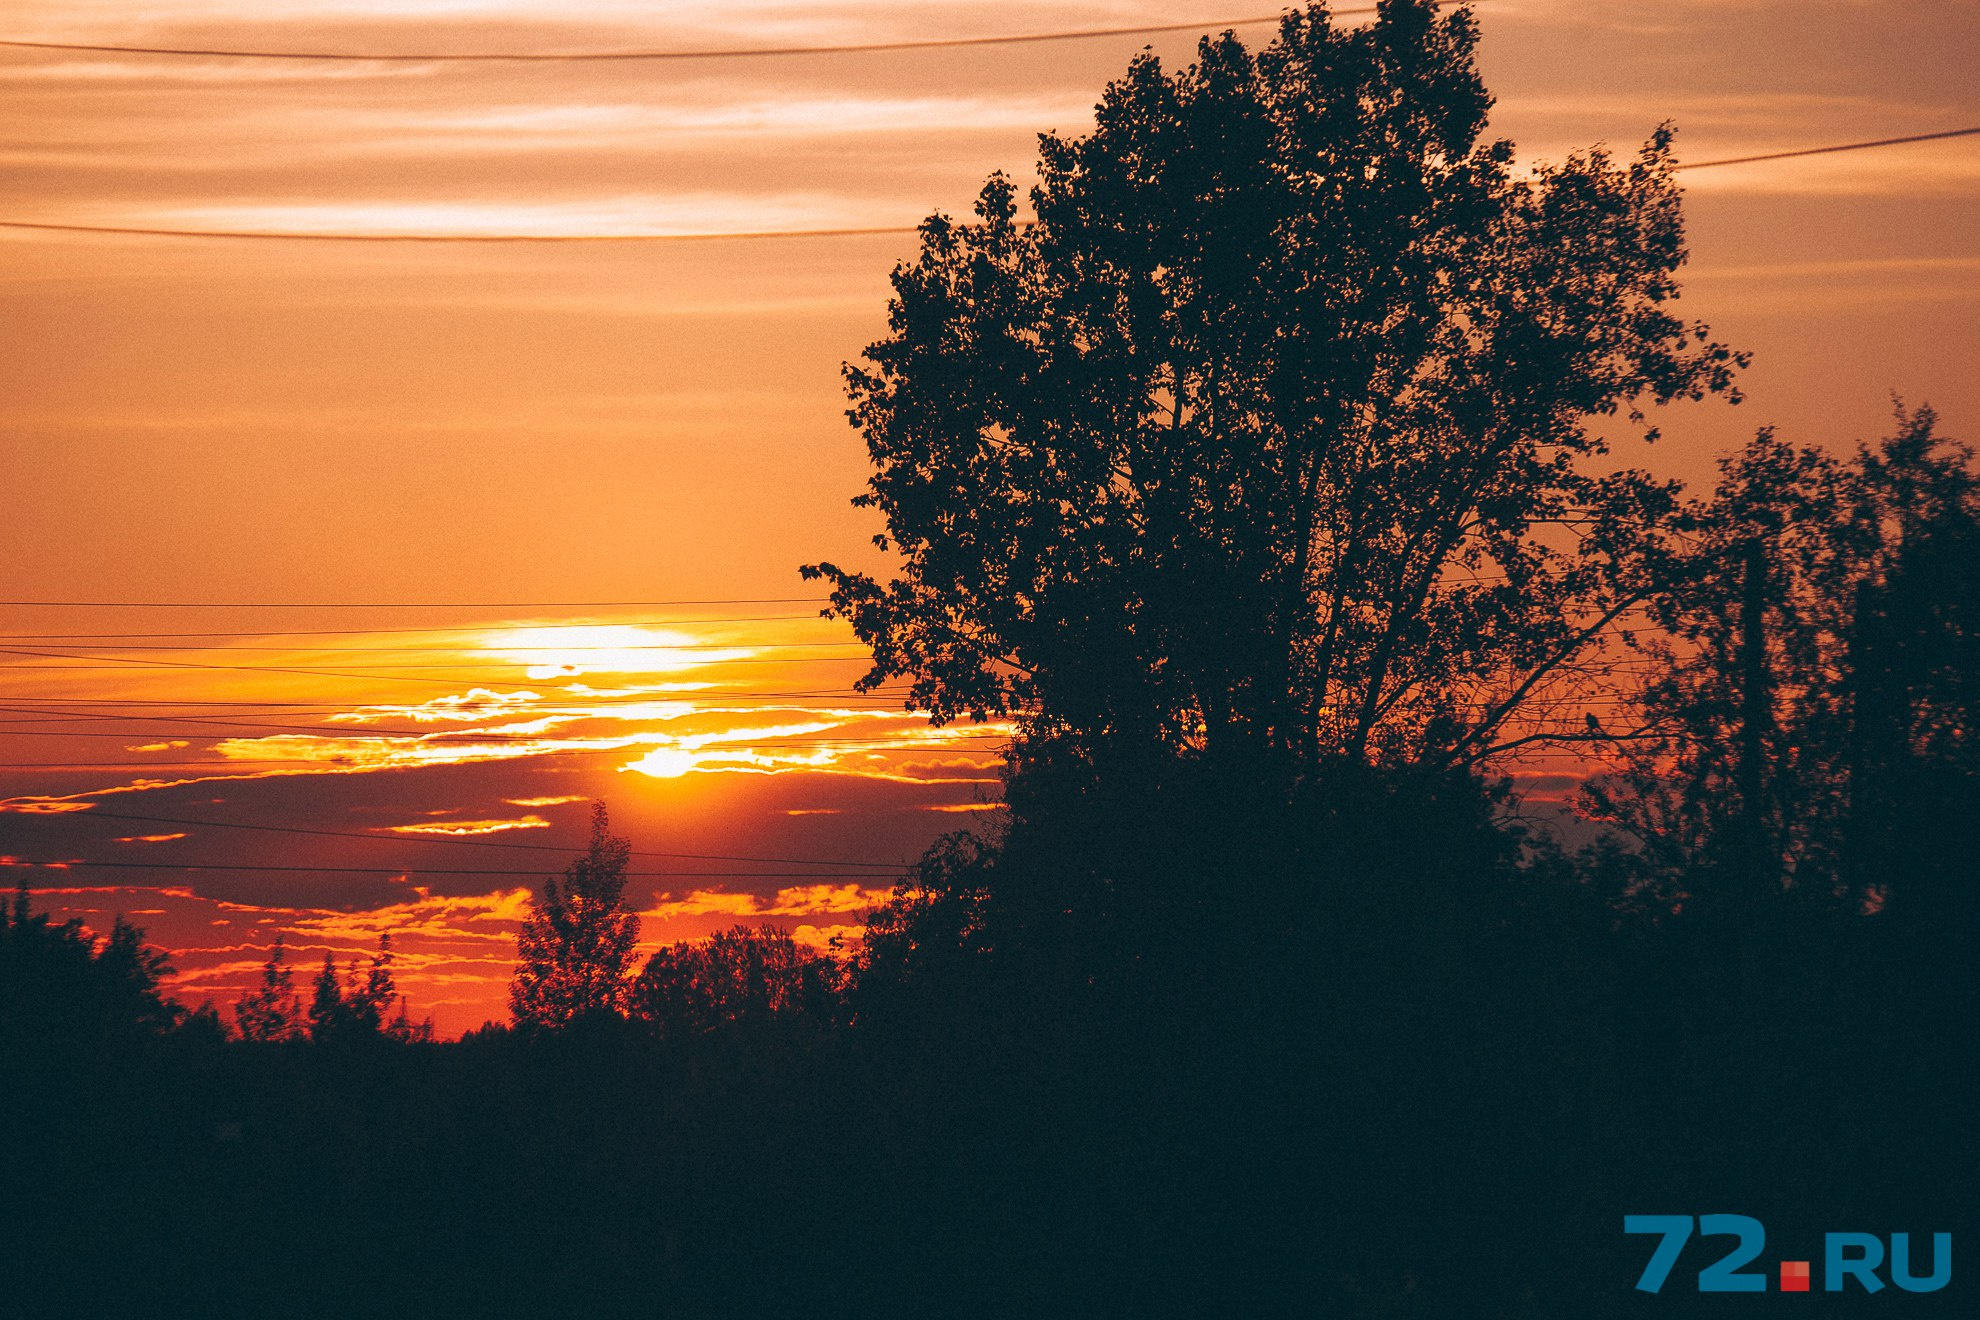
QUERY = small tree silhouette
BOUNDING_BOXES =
[509,803,640,1030]
[306,934,419,1042]
[233,935,300,1042]
[307,952,350,1040]
[0,881,181,1045]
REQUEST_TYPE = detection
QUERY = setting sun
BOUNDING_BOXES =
[625,746,698,778]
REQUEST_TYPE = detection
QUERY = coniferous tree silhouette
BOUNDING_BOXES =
[233,934,300,1042]
[308,951,349,1040]
[304,935,415,1042]
[509,802,640,1030]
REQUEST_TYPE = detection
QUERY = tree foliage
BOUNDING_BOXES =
[308,934,433,1044]
[628,923,841,1038]
[804,0,1742,782]
[1583,406,1980,918]
[0,881,180,1047]
[509,802,640,1030]
[234,934,302,1043]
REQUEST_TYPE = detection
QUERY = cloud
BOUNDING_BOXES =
[334,687,542,724]
[115,833,188,843]
[762,883,895,915]
[386,814,552,836]
[645,890,763,919]
[505,794,588,807]
[645,883,895,920]
[791,923,864,954]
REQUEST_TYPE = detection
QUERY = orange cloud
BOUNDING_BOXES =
[645,890,763,920]
[386,815,552,836]
[645,884,895,920]
[791,923,865,954]
[764,884,896,915]
[335,688,543,724]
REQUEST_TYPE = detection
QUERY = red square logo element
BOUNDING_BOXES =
[1781,1261,1811,1293]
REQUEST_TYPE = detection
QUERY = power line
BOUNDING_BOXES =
[0,12,1303,63]
[6,123,1975,244]
[0,659,881,671]
[0,646,874,687]
[0,728,1005,748]
[0,687,915,706]
[0,703,962,740]
[0,737,1008,767]
[0,703,917,723]
[0,714,740,741]
[3,859,896,878]
[57,807,909,869]
[0,614,831,639]
[0,597,828,607]
[0,220,920,244]
[0,759,345,768]
[0,641,871,652]
[1680,125,1980,170]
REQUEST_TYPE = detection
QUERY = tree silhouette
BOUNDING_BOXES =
[804,0,1742,783]
[307,934,428,1042]
[1582,406,1980,918]
[383,993,434,1044]
[0,880,180,1046]
[234,934,301,1042]
[628,923,841,1038]
[308,951,349,1039]
[509,802,640,1030]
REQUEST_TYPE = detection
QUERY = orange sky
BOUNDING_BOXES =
[2,0,1976,1033]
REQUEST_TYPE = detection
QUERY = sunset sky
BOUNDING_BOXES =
[2,0,1975,1033]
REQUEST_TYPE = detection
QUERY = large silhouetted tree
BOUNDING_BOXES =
[509,803,640,1030]
[804,0,1741,783]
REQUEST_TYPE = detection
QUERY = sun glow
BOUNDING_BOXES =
[625,747,699,778]
[480,625,753,678]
